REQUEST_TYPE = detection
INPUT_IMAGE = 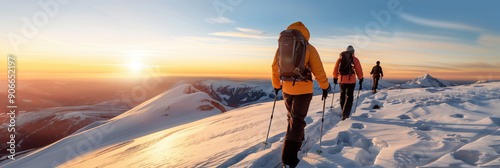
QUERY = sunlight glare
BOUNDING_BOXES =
[129,61,144,72]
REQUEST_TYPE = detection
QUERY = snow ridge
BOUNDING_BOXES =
[396,74,455,88]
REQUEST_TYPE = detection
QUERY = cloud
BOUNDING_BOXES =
[400,13,484,32]
[176,36,230,44]
[205,17,235,24]
[209,32,273,39]
[236,27,267,34]
[454,62,500,69]
[393,32,458,41]
[477,34,500,47]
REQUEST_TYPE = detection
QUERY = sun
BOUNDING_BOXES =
[128,61,145,72]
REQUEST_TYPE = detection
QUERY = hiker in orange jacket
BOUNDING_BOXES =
[272,21,330,168]
[333,45,363,120]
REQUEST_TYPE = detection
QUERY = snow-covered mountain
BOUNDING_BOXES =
[0,82,227,167]
[192,80,276,107]
[0,100,128,158]
[191,79,324,107]
[474,80,495,84]
[395,74,456,88]
[3,80,500,167]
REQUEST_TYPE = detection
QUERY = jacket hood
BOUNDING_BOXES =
[286,21,310,41]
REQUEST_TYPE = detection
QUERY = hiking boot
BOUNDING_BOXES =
[282,140,301,167]
[282,164,297,168]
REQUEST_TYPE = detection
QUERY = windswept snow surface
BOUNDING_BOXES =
[3,82,500,168]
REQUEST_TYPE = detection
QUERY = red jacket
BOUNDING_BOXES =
[333,54,363,84]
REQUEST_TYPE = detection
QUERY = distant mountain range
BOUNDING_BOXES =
[190,74,457,107]
[0,100,128,158]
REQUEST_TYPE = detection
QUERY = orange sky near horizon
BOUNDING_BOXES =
[2,54,497,82]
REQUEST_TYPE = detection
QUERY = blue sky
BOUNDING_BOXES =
[0,0,499,80]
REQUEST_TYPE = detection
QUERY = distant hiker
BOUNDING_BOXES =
[370,61,383,94]
[333,45,364,121]
[272,21,331,168]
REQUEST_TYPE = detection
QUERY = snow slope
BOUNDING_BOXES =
[298,82,500,167]
[0,100,127,158]
[3,82,499,168]
[1,83,227,167]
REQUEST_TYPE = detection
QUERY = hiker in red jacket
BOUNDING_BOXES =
[370,61,383,94]
[333,45,363,121]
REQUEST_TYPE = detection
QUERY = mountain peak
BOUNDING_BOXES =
[422,73,432,78]
[416,74,434,80]
[398,74,455,88]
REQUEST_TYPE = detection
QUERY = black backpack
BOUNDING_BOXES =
[339,51,355,75]
[277,29,311,84]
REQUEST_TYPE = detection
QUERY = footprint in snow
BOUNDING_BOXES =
[414,123,432,131]
[450,114,464,118]
[452,150,481,166]
[305,116,313,124]
[326,145,343,154]
[351,123,365,129]
[399,114,412,120]
[360,113,371,118]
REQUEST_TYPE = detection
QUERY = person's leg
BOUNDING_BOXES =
[372,76,376,92]
[343,84,356,119]
[284,93,312,142]
[339,83,347,112]
[374,76,379,91]
[282,93,313,167]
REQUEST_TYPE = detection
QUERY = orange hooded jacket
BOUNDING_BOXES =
[272,22,330,95]
[333,53,363,84]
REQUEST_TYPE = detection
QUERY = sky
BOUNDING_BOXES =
[0,0,499,81]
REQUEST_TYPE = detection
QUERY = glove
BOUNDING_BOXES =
[359,78,364,90]
[322,84,331,101]
[333,78,338,84]
[273,87,281,95]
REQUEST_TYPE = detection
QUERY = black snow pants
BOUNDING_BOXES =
[372,75,380,92]
[282,92,313,167]
[339,83,356,119]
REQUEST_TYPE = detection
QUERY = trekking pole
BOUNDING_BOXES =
[263,91,278,148]
[316,96,327,154]
[330,82,336,108]
[352,85,362,115]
